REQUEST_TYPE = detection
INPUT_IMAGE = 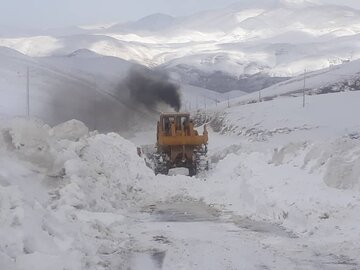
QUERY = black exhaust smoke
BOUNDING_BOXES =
[125,68,181,112]
[50,66,182,132]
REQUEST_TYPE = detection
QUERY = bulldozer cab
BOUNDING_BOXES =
[160,113,190,135]
[157,112,208,146]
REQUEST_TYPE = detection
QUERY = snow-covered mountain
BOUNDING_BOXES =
[0,46,130,130]
[0,1,359,93]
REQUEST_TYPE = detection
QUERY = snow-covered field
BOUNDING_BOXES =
[1,89,359,269]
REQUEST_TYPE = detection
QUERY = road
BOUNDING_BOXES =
[119,201,357,270]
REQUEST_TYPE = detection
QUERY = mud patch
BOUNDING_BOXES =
[230,216,297,238]
[308,252,359,269]
[130,250,167,270]
[143,201,220,222]
[143,201,295,238]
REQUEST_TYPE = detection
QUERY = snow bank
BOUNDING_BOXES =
[190,91,360,240]
[0,118,155,269]
[304,137,360,190]
[58,132,154,211]
[50,119,89,141]
[270,137,360,191]
[192,143,360,240]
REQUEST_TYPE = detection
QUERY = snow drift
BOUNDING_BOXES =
[0,118,155,269]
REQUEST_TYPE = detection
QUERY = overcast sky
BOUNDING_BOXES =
[1,0,360,29]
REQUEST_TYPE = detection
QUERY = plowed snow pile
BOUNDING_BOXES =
[0,118,161,269]
[207,92,360,203]
[185,91,360,264]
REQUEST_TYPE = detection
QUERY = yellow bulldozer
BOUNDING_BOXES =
[154,112,209,176]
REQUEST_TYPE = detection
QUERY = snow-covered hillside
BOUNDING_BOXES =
[0,46,135,130]
[219,57,360,107]
[0,46,238,129]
